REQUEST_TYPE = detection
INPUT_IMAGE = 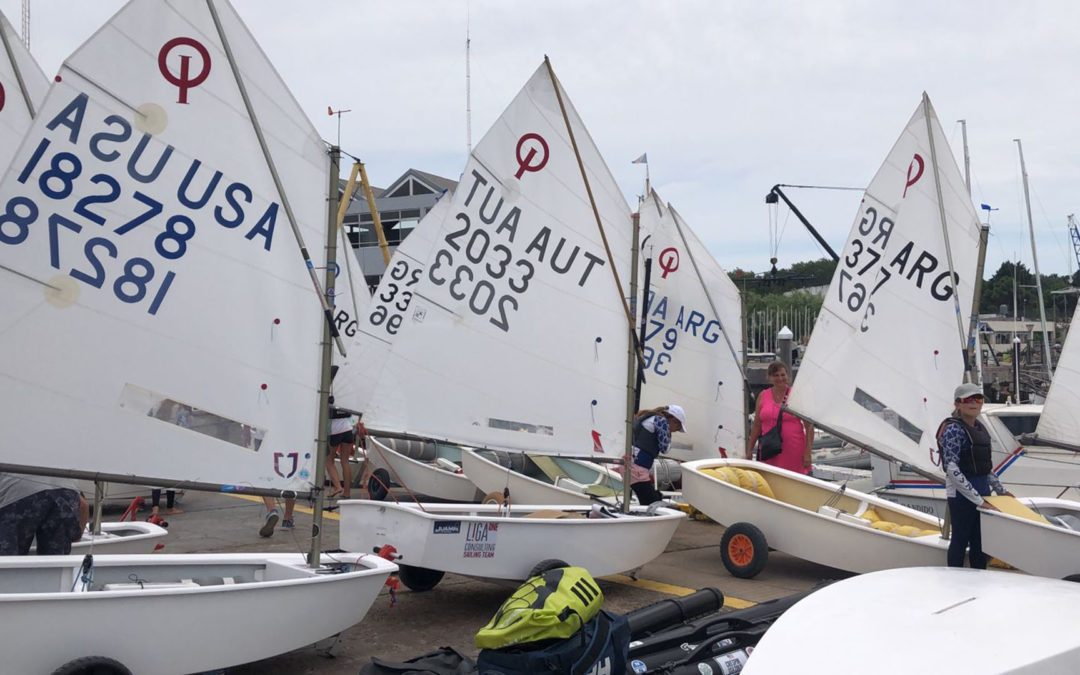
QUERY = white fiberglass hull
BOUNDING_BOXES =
[70,521,168,554]
[743,567,1080,674]
[462,449,598,506]
[0,552,396,675]
[682,459,948,573]
[982,497,1080,580]
[338,500,684,580]
[366,438,480,502]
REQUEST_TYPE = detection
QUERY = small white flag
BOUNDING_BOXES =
[632,153,648,164]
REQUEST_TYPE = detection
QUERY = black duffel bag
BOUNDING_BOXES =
[477,610,630,675]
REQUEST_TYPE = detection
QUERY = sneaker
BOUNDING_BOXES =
[281,519,294,529]
[259,508,281,538]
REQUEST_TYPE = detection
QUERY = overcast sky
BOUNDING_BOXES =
[5,0,1079,281]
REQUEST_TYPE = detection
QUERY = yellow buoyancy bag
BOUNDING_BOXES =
[475,566,603,650]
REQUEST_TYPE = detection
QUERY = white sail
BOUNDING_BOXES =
[0,0,329,492]
[351,61,634,457]
[787,94,980,479]
[637,190,744,460]
[1033,304,1080,449]
[0,11,48,162]
[332,191,454,414]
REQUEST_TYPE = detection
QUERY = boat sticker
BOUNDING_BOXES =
[631,660,647,674]
[696,663,713,675]
[433,520,461,535]
[463,521,498,558]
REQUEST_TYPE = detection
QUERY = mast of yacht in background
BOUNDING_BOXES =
[963,119,989,384]
[958,120,990,385]
[1015,139,1053,381]
[465,0,472,154]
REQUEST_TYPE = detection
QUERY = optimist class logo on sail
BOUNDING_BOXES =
[1,68,282,317]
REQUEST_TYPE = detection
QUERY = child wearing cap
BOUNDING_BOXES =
[937,381,1012,568]
[626,405,687,504]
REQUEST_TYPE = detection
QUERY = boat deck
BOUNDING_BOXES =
[123,489,852,673]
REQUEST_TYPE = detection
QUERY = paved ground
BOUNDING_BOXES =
[121,489,853,673]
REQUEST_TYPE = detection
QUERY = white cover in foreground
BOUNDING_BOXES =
[744,567,1080,674]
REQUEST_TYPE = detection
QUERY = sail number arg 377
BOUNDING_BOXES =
[0,92,280,316]
[839,201,959,332]
[426,168,606,332]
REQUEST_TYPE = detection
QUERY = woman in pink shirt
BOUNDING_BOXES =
[745,361,813,474]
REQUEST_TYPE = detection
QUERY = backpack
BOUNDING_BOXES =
[475,566,603,650]
[477,610,630,675]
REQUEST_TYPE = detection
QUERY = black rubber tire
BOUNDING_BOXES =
[1063,574,1080,583]
[528,558,569,578]
[368,468,391,501]
[51,656,132,675]
[397,564,445,592]
[720,522,769,579]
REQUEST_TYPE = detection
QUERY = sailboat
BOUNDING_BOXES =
[0,9,166,554]
[463,187,746,504]
[0,2,394,672]
[683,93,980,577]
[979,304,1080,579]
[338,58,684,590]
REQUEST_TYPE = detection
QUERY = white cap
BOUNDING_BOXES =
[953,383,983,400]
[666,404,688,432]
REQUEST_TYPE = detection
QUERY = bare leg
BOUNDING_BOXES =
[339,444,353,499]
[326,446,343,496]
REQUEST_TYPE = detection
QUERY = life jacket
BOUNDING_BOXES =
[475,566,603,650]
[632,416,662,469]
[936,416,992,477]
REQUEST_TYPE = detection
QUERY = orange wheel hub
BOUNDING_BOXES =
[727,533,755,567]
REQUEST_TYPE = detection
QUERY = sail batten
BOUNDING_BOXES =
[787,96,981,479]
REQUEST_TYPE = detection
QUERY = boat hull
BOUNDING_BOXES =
[338,499,684,580]
[462,449,596,505]
[72,522,168,554]
[982,497,1080,579]
[366,438,480,502]
[682,459,948,573]
[0,552,396,675]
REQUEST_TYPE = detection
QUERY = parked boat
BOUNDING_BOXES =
[337,58,685,585]
[339,500,682,590]
[365,435,481,503]
[684,93,980,577]
[0,2,394,671]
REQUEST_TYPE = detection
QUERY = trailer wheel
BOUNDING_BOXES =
[528,558,569,578]
[1063,574,1080,583]
[397,564,445,592]
[481,491,504,505]
[51,656,132,675]
[368,468,391,501]
[720,522,768,579]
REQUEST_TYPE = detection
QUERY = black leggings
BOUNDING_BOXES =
[151,489,175,510]
[631,481,663,506]
[947,495,986,569]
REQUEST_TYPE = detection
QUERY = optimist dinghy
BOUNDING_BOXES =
[337,57,685,582]
[339,500,683,590]
[0,552,397,675]
[684,94,981,577]
[982,495,1080,580]
[743,567,1080,674]
[0,2,394,672]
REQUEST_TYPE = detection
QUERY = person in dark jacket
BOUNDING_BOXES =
[627,405,687,505]
[938,382,1011,568]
